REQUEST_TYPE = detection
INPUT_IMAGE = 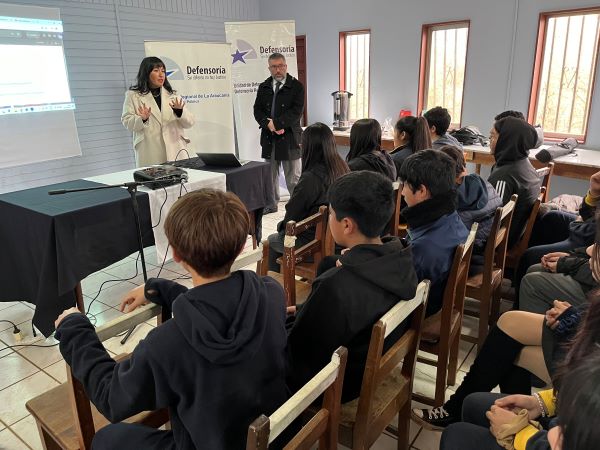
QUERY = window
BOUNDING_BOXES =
[339,30,370,120]
[418,21,470,128]
[529,9,600,141]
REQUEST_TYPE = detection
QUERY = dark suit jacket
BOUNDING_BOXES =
[253,74,305,160]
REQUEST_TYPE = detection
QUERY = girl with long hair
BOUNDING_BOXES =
[390,115,432,172]
[267,123,349,271]
[346,118,397,181]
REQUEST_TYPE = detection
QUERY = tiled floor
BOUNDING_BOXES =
[0,201,480,450]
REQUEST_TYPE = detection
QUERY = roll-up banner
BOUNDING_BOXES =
[224,21,297,160]
[144,41,235,155]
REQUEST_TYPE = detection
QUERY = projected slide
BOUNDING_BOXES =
[0,16,75,115]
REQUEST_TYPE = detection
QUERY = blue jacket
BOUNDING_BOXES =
[404,196,468,316]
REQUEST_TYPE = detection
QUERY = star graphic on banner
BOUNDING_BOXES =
[231,49,249,64]
[166,69,177,78]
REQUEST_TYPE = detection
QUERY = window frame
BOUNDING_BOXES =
[339,29,371,120]
[528,7,600,143]
[417,20,471,129]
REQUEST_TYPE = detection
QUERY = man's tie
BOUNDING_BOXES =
[270,81,282,117]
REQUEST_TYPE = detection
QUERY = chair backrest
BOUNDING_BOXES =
[387,181,402,236]
[440,223,477,333]
[282,205,333,305]
[70,246,266,449]
[350,280,430,447]
[480,195,517,286]
[536,162,554,203]
[246,347,348,450]
[507,187,545,266]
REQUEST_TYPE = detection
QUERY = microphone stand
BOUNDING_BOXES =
[49,177,183,344]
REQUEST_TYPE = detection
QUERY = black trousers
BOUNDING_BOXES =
[92,423,176,450]
[441,393,505,450]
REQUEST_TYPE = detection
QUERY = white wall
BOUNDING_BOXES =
[0,0,259,193]
[258,0,600,196]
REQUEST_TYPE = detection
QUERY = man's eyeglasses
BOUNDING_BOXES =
[269,64,287,70]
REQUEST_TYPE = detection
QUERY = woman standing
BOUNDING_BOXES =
[122,57,195,166]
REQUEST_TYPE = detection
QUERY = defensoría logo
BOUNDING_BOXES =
[231,39,258,64]
[160,56,184,80]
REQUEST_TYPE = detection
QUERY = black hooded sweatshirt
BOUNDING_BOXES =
[487,117,541,247]
[56,271,288,449]
[348,150,398,182]
[286,238,418,402]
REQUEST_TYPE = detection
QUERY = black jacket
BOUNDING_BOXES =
[253,74,305,160]
[56,272,288,450]
[286,238,418,402]
[277,164,331,243]
[390,145,413,174]
[557,247,597,293]
[488,117,541,247]
[457,174,503,252]
[348,151,397,181]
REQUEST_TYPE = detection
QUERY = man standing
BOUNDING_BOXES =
[254,53,305,213]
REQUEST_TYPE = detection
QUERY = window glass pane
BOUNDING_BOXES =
[534,13,600,137]
[344,32,370,120]
[424,23,469,126]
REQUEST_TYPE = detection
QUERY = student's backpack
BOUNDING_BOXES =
[450,126,488,146]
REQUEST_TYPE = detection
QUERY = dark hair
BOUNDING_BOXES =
[328,171,394,238]
[347,118,382,161]
[268,52,286,62]
[164,189,249,277]
[301,123,349,185]
[423,106,452,136]
[438,145,466,178]
[556,349,600,450]
[398,149,455,196]
[394,116,432,153]
[130,56,174,95]
[494,110,525,121]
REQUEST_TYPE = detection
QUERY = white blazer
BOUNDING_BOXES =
[121,88,195,167]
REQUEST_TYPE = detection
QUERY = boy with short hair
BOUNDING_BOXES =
[286,171,418,402]
[398,149,469,316]
[423,106,463,149]
[54,189,288,450]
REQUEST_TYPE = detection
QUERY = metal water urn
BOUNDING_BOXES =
[331,90,353,130]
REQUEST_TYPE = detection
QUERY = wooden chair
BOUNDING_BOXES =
[271,205,334,306]
[536,162,554,203]
[338,281,430,450]
[387,181,408,238]
[504,187,545,272]
[246,347,348,450]
[463,195,517,351]
[413,224,477,406]
[26,247,266,450]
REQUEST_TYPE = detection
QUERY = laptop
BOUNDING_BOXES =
[196,152,250,167]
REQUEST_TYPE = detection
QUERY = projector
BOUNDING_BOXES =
[133,165,188,190]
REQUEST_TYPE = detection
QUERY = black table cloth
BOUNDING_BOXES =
[0,180,153,336]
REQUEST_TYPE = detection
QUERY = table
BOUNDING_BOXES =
[0,164,272,336]
[0,179,154,336]
[86,169,226,262]
[195,161,275,242]
[463,144,600,180]
[332,129,599,181]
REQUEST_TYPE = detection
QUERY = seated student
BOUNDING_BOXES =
[346,118,397,181]
[488,116,541,248]
[267,122,349,271]
[439,145,503,273]
[414,239,600,430]
[512,170,600,304]
[54,189,289,450]
[286,171,418,402]
[423,106,463,149]
[398,149,469,316]
[440,295,600,450]
[390,115,431,173]
[494,109,544,148]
